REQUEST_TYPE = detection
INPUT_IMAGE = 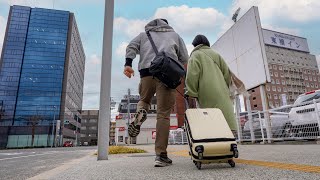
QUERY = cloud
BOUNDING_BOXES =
[116,42,128,57]
[154,5,226,36]
[114,17,147,39]
[82,54,102,109]
[231,0,320,23]
[262,24,300,36]
[0,16,6,59]
[114,5,226,39]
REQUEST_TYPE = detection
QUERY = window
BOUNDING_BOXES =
[275,102,279,107]
[276,79,280,84]
[275,72,278,77]
[279,66,283,70]
[88,134,97,137]
[280,73,284,77]
[81,126,86,130]
[305,76,309,80]
[269,102,274,108]
[307,82,310,87]
[270,71,273,76]
[274,94,278,99]
[311,83,314,88]
[90,126,97,130]
[318,77,320,82]
[309,76,312,81]
[254,105,258,108]
[278,87,281,92]
[308,70,311,74]
[253,97,256,100]
[89,119,97,123]
[251,90,255,93]
[312,71,315,75]
[273,65,277,70]
[80,134,86,137]
[282,80,286,85]
[316,84,319,88]
[118,136,123,142]
[283,87,287,92]
[272,86,276,91]
[269,64,272,69]
[304,70,307,74]
[314,77,317,81]
[266,86,270,91]
[267,94,272,99]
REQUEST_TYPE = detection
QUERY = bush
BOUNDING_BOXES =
[94,146,146,155]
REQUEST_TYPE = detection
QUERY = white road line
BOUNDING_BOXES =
[0,151,61,161]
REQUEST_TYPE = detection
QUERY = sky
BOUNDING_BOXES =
[0,0,320,109]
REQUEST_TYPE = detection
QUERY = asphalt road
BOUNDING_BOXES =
[0,146,96,180]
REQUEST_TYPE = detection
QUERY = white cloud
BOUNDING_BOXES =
[114,17,147,39]
[154,5,226,36]
[116,42,128,57]
[0,16,6,59]
[82,54,102,109]
[262,24,300,36]
[231,0,320,23]
[114,5,226,39]
[186,44,194,55]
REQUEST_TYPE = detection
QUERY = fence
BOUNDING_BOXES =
[169,98,320,145]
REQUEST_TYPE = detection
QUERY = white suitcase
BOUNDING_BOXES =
[185,108,239,170]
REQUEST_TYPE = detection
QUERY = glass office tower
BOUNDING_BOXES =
[0,5,85,148]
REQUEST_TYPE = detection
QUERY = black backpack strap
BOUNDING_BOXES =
[146,31,159,55]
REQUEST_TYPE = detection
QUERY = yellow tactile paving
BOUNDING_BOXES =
[170,150,320,174]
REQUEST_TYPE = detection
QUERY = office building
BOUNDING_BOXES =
[0,5,85,148]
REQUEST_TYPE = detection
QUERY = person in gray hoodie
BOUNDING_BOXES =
[124,18,188,167]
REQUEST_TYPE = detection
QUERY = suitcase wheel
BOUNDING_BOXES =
[228,159,236,168]
[195,161,202,170]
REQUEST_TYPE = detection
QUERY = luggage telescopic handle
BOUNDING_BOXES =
[184,95,200,109]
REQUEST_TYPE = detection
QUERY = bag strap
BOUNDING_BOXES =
[146,31,159,55]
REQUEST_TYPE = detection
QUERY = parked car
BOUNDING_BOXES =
[242,107,291,139]
[63,141,74,147]
[288,90,320,137]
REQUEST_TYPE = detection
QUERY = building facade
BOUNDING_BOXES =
[116,95,178,145]
[80,110,116,146]
[247,30,318,111]
[0,5,85,148]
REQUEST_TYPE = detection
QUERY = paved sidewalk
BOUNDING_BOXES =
[28,144,320,180]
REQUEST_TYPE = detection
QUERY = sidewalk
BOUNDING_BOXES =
[28,144,320,180]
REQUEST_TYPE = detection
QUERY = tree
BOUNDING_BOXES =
[27,114,42,147]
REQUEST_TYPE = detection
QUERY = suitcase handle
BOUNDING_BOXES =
[184,95,200,109]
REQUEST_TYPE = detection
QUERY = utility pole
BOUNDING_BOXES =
[97,0,114,160]
[51,106,56,148]
[126,88,131,144]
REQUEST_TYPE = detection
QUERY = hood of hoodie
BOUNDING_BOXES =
[145,19,174,32]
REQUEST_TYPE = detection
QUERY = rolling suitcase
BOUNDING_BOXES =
[184,99,239,170]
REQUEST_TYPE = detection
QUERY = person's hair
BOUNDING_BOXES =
[192,34,210,47]
[160,18,168,24]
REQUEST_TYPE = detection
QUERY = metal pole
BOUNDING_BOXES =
[97,0,114,160]
[260,85,272,143]
[258,111,265,144]
[126,88,131,144]
[245,94,255,143]
[75,115,78,146]
[51,106,55,148]
[312,99,320,138]
[235,95,242,142]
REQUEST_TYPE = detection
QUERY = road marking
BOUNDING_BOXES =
[0,151,60,161]
[171,150,320,174]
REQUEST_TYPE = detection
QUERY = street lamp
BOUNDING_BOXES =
[51,105,56,148]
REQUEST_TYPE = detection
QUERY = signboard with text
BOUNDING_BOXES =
[262,29,309,53]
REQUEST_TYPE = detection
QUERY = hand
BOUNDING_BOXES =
[124,66,134,78]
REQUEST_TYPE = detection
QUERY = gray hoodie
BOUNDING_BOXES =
[125,19,189,72]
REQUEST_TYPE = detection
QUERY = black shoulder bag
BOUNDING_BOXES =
[146,31,186,89]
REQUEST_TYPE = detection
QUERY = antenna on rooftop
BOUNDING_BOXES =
[232,7,241,23]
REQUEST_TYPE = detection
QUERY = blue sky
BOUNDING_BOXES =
[0,0,319,109]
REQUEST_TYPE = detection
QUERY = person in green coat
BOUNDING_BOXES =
[185,35,237,131]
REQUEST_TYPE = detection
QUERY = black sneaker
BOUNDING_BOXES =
[154,154,173,167]
[128,109,147,137]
